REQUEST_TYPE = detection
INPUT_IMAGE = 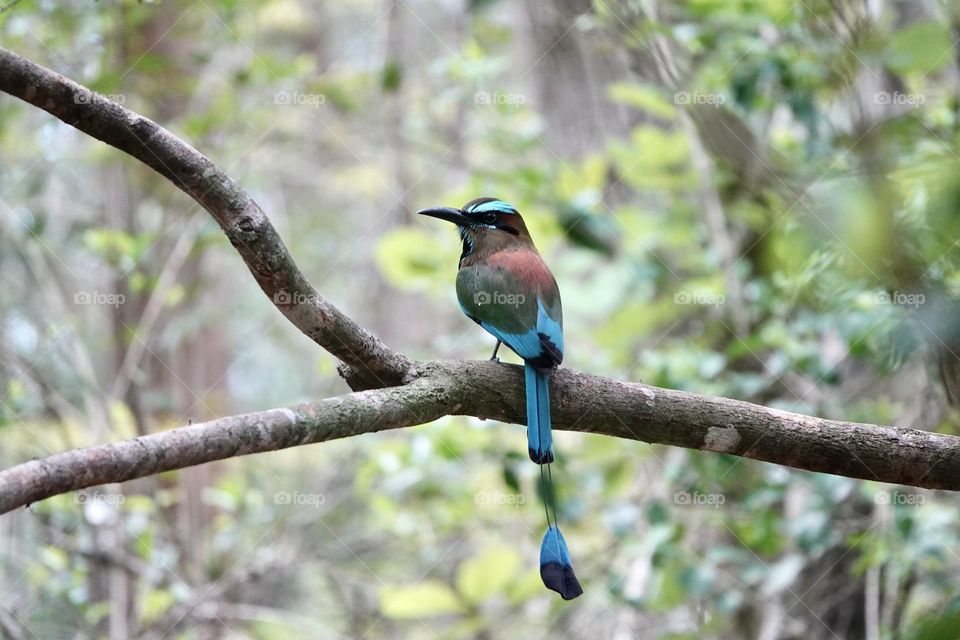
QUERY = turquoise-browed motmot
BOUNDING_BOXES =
[418,197,583,600]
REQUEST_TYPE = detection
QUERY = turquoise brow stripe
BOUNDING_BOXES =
[469,200,517,214]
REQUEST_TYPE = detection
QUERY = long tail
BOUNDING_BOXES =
[525,363,553,464]
[525,363,583,600]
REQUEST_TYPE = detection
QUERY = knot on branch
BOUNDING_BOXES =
[337,359,417,391]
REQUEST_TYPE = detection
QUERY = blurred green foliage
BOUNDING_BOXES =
[2,0,960,638]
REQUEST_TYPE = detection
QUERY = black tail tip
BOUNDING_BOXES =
[528,447,554,464]
[540,562,584,600]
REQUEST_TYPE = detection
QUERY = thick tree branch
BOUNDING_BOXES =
[2,48,959,516]
[0,47,410,388]
[0,370,457,514]
[2,359,959,514]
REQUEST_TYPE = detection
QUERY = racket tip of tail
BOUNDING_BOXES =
[540,562,584,600]
[539,525,583,600]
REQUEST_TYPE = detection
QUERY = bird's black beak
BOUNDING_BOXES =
[416,206,470,226]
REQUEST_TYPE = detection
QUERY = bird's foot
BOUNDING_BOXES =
[489,356,500,363]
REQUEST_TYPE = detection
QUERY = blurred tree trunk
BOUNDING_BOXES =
[104,2,233,632]
[524,0,633,160]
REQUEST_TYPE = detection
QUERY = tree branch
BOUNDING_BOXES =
[1,47,959,516]
[2,360,960,514]
[0,47,410,388]
[0,369,457,514]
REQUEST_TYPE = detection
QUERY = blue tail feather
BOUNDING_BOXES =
[539,525,583,600]
[525,361,581,599]
[525,364,538,459]
[525,363,553,464]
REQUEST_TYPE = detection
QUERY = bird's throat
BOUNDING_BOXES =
[458,227,475,266]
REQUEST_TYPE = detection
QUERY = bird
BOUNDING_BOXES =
[418,196,583,600]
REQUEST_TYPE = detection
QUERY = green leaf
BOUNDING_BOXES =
[557,204,620,257]
[41,546,68,571]
[909,612,960,640]
[555,154,607,201]
[379,581,464,618]
[649,558,687,610]
[608,83,676,120]
[507,568,544,604]
[455,545,521,603]
[885,22,952,74]
[374,227,451,290]
[142,589,175,623]
[382,61,403,92]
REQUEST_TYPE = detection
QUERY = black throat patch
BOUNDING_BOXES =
[458,227,474,266]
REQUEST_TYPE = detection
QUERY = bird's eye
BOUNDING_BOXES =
[484,212,497,224]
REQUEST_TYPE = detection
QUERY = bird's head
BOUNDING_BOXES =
[417,197,532,263]
[417,197,530,238]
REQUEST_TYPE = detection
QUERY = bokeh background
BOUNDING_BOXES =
[2,0,960,638]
